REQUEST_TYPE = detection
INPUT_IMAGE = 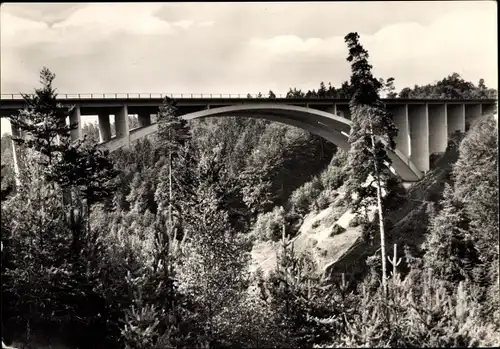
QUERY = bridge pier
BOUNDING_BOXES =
[428,104,447,154]
[336,104,351,119]
[326,104,337,116]
[465,104,481,131]
[114,105,130,149]
[447,104,465,135]
[138,112,151,127]
[408,103,429,172]
[481,103,496,116]
[389,104,410,159]
[70,105,82,142]
[98,113,112,143]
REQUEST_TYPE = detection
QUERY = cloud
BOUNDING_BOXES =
[198,20,215,28]
[0,1,497,99]
[172,20,194,30]
[52,4,175,36]
[247,5,497,90]
[0,3,203,50]
[0,12,50,46]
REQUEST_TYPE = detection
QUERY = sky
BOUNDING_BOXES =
[0,1,497,133]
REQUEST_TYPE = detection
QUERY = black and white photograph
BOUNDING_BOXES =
[0,1,498,348]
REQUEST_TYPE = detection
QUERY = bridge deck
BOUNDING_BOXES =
[0,94,496,113]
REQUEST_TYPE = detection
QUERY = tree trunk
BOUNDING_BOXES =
[370,124,388,297]
[168,150,173,240]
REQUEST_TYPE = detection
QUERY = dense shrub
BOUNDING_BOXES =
[315,189,336,210]
[322,269,500,348]
[288,177,323,214]
[251,206,286,242]
[320,162,346,191]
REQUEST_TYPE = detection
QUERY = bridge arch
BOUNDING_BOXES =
[106,104,423,182]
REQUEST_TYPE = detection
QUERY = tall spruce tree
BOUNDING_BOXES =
[154,97,193,237]
[452,114,499,308]
[343,32,398,296]
[423,184,480,283]
[8,67,75,171]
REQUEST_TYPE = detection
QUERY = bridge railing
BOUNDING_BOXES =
[2,93,497,102]
[1,93,293,100]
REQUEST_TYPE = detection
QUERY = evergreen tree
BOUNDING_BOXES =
[452,114,498,308]
[177,151,251,347]
[8,68,75,171]
[154,96,193,237]
[155,97,194,256]
[318,81,327,98]
[48,139,118,207]
[396,73,497,99]
[261,229,337,347]
[343,32,398,296]
[423,184,480,283]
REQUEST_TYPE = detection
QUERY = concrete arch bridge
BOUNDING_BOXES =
[0,94,496,184]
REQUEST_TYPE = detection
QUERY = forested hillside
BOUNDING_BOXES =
[1,33,498,348]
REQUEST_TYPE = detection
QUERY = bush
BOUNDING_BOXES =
[348,214,364,228]
[289,177,323,214]
[320,164,345,191]
[329,224,346,237]
[320,150,348,190]
[314,189,336,211]
[321,206,345,227]
[327,270,500,348]
[252,206,286,242]
[307,239,318,248]
[315,246,327,257]
[312,220,321,229]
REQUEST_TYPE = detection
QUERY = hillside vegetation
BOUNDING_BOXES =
[1,33,498,348]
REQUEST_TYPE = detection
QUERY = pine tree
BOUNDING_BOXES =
[318,81,327,98]
[154,97,193,234]
[48,139,118,207]
[423,184,480,283]
[343,32,398,296]
[1,154,77,343]
[261,227,337,347]
[452,114,499,309]
[8,68,75,172]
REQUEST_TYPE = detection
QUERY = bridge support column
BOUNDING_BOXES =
[481,103,496,116]
[465,104,482,131]
[447,104,465,135]
[138,112,151,127]
[408,104,429,173]
[70,105,82,142]
[389,104,410,158]
[326,104,337,116]
[98,113,112,143]
[115,105,130,149]
[336,104,350,119]
[428,104,447,154]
